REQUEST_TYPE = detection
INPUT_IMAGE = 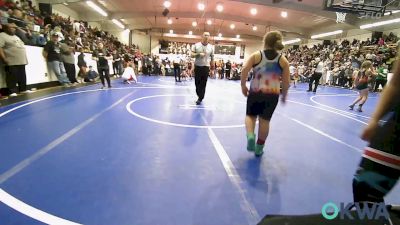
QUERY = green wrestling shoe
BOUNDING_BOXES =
[255,144,264,157]
[247,133,255,152]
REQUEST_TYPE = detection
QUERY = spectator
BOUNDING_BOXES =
[60,39,77,83]
[43,33,71,86]
[374,63,388,92]
[77,49,87,82]
[92,42,111,88]
[0,23,28,96]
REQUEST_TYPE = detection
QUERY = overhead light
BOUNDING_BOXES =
[163,0,171,8]
[236,34,240,39]
[218,33,222,37]
[169,29,174,34]
[384,10,400,16]
[63,2,69,5]
[283,38,301,45]
[252,25,257,31]
[198,2,205,11]
[360,18,400,29]
[188,31,193,35]
[216,3,223,12]
[207,19,212,25]
[86,1,108,17]
[112,19,125,29]
[230,24,235,29]
[281,11,288,18]
[167,18,172,24]
[192,21,198,27]
[250,8,257,15]
[98,0,107,6]
[311,30,343,39]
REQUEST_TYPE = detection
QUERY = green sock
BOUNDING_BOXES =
[246,133,255,152]
[255,144,264,156]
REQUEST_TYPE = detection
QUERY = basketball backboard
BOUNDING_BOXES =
[323,0,400,19]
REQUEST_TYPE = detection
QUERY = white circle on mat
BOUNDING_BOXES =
[126,94,245,129]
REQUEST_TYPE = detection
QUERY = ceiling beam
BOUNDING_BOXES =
[37,0,85,4]
[227,0,359,27]
[112,11,310,36]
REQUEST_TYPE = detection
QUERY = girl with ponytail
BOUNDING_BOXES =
[240,31,290,157]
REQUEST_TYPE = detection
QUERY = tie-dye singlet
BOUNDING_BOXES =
[250,51,282,95]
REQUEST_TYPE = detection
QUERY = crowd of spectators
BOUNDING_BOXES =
[0,0,146,97]
[284,36,399,91]
[0,0,142,55]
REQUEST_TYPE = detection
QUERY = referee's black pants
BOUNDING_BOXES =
[194,66,209,101]
[308,72,322,92]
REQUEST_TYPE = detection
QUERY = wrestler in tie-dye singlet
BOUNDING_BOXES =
[249,51,282,95]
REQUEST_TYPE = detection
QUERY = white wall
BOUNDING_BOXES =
[132,32,152,53]
[0,46,99,88]
[244,41,262,60]
[151,38,160,55]
[88,22,102,30]
[52,4,80,21]
[107,29,130,45]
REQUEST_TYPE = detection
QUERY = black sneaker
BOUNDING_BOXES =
[196,100,201,105]
[349,105,354,110]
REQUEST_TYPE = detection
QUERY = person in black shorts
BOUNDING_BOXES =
[353,52,400,205]
[240,31,290,157]
[349,61,373,112]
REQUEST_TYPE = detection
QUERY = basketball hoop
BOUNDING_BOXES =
[336,12,347,23]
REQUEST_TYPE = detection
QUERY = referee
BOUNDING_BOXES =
[191,32,214,105]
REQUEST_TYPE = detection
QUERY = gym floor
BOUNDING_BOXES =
[0,76,399,225]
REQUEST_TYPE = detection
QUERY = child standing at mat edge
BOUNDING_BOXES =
[349,60,374,112]
[240,31,290,157]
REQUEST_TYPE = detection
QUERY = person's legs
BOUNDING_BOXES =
[113,62,118,75]
[174,67,179,82]
[79,66,87,82]
[5,66,17,95]
[308,74,315,91]
[16,65,27,92]
[375,80,386,92]
[245,115,257,151]
[198,67,209,101]
[64,63,77,83]
[349,78,353,88]
[194,66,201,99]
[118,61,123,75]
[349,93,362,110]
[103,67,111,87]
[177,67,181,82]
[255,118,270,156]
[98,68,106,87]
[313,73,322,92]
[58,62,71,84]
[357,89,369,112]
